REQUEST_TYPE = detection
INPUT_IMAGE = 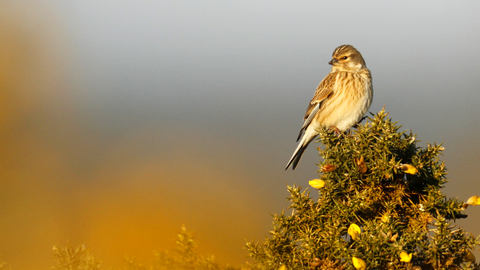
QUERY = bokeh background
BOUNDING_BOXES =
[1,1,480,269]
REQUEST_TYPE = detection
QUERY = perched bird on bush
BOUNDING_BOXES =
[285,45,373,170]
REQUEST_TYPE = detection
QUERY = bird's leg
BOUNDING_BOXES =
[328,126,341,135]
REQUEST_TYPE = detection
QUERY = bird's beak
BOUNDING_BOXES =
[329,58,338,65]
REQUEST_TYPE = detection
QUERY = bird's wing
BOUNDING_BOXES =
[296,72,336,141]
[307,72,336,116]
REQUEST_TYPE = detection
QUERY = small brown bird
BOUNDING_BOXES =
[285,45,373,170]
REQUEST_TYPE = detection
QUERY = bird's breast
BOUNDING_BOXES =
[314,71,372,131]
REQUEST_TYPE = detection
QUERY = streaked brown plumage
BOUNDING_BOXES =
[285,45,373,170]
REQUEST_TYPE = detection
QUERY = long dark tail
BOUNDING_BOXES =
[285,138,311,170]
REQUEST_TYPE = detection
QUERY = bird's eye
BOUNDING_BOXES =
[342,56,348,60]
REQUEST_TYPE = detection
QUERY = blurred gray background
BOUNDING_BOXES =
[1,1,480,269]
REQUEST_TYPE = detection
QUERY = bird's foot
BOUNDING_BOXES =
[328,126,342,135]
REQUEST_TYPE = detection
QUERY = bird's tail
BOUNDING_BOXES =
[285,136,311,170]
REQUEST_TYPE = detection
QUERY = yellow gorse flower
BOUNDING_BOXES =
[400,164,418,175]
[467,196,480,206]
[309,179,325,189]
[278,265,286,270]
[348,224,361,240]
[381,213,390,223]
[399,251,412,263]
[352,257,366,270]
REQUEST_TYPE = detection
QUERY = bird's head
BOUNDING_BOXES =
[329,44,366,72]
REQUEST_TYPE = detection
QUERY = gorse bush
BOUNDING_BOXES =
[52,243,101,270]
[148,225,237,270]
[52,226,244,270]
[247,109,480,270]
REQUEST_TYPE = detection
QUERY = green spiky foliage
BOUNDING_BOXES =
[52,242,101,270]
[247,109,480,270]
[150,225,226,270]
[52,226,245,270]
